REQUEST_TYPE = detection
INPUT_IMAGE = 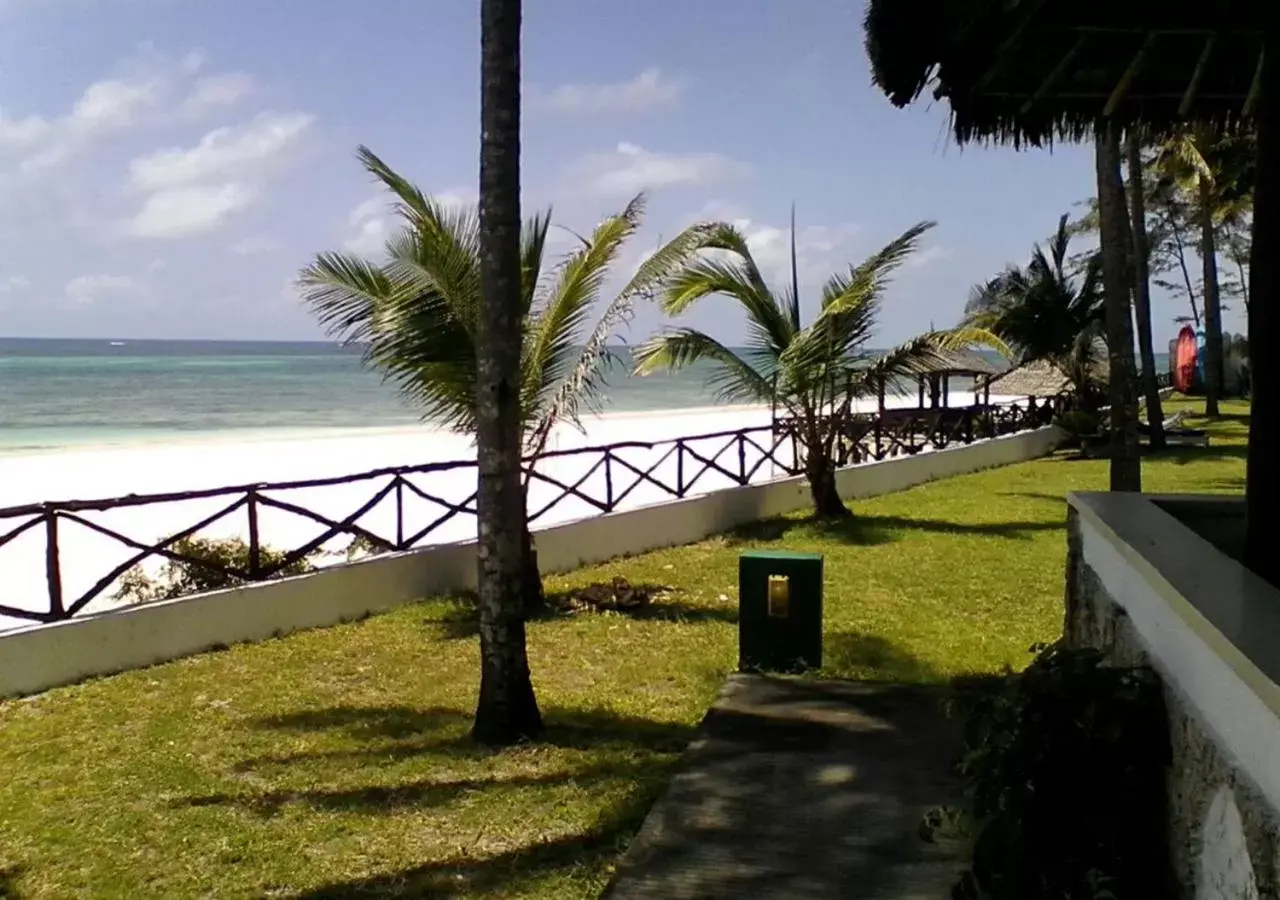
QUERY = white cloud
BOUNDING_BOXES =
[1,74,166,173]
[344,197,391,256]
[682,200,863,292]
[0,274,30,293]
[64,274,138,306]
[181,73,255,115]
[532,68,684,115]
[128,111,313,191]
[125,183,256,238]
[572,142,750,197]
[905,245,955,268]
[229,235,279,255]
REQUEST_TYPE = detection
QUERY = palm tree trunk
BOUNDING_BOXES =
[521,522,544,611]
[1126,133,1166,450]
[473,0,542,745]
[1095,124,1142,492]
[1245,35,1279,588]
[1199,178,1224,415]
[804,416,849,518]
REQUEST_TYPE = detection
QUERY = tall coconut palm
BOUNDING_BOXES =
[964,214,1106,410]
[634,219,989,519]
[476,0,540,747]
[1096,124,1142,492]
[1126,132,1165,450]
[474,0,537,744]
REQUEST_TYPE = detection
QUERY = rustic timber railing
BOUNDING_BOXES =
[0,401,1049,625]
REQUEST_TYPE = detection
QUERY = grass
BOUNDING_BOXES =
[0,399,1248,899]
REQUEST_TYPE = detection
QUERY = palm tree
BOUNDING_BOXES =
[1152,128,1256,415]
[964,214,1106,410]
[1095,124,1142,492]
[634,219,984,519]
[1126,132,1165,450]
[473,0,539,744]
[300,150,705,599]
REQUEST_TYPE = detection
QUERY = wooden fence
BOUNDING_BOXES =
[0,400,1050,625]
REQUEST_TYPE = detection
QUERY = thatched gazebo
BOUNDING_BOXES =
[900,347,1003,411]
[863,2,1275,584]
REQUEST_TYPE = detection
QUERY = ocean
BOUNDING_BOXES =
[0,338,735,455]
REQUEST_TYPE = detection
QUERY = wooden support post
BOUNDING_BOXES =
[1103,32,1159,117]
[44,508,63,619]
[247,489,261,577]
[1245,32,1279,585]
[1179,33,1218,117]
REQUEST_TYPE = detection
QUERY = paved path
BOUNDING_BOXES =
[604,674,965,899]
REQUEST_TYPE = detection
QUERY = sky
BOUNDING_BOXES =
[0,0,1240,346]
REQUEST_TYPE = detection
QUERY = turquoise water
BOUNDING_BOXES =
[0,339,729,454]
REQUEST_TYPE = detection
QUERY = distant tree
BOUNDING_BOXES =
[1150,128,1256,415]
[635,219,994,518]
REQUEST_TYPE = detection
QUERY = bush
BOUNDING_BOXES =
[113,536,319,605]
[929,642,1174,900]
[1054,409,1103,444]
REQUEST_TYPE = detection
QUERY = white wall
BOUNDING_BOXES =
[1071,493,1280,815]
[0,426,1064,698]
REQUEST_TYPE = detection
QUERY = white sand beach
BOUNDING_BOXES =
[0,393,999,629]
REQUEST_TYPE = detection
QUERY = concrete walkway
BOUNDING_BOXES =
[604,675,966,899]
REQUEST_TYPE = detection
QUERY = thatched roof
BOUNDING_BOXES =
[864,0,1265,146]
[985,359,1073,397]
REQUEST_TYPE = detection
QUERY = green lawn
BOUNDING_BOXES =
[0,400,1248,899]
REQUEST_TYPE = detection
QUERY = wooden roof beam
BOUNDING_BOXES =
[1180,33,1219,117]
[970,0,1049,95]
[1103,32,1159,117]
[1020,35,1088,114]
[1243,47,1265,117]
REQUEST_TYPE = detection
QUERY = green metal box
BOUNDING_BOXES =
[738,550,823,672]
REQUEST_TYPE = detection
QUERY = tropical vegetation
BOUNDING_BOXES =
[634,219,988,518]
[963,215,1106,410]
[297,148,708,612]
[0,402,1247,898]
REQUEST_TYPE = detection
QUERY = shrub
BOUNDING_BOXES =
[1054,409,1103,444]
[113,536,319,605]
[929,642,1174,900]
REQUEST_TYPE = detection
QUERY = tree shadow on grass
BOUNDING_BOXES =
[0,865,24,899]
[823,632,942,684]
[427,587,737,639]
[224,706,695,776]
[284,790,653,898]
[1152,444,1247,467]
[724,512,1063,547]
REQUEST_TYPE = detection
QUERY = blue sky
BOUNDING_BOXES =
[0,0,1231,346]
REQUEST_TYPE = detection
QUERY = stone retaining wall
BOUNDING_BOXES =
[1066,494,1280,900]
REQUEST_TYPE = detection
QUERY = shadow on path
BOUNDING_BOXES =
[603,675,966,899]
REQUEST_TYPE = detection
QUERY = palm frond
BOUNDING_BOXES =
[847,335,948,398]
[785,220,935,377]
[298,249,477,430]
[632,328,775,406]
[662,223,795,356]
[522,195,644,432]
[526,216,719,454]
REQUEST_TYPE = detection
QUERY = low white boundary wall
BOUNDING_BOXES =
[0,425,1064,697]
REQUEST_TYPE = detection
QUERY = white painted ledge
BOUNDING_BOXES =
[0,426,1063,698]
[1069,492,1280,814]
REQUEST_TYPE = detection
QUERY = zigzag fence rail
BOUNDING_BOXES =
[0,400,1052,625]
